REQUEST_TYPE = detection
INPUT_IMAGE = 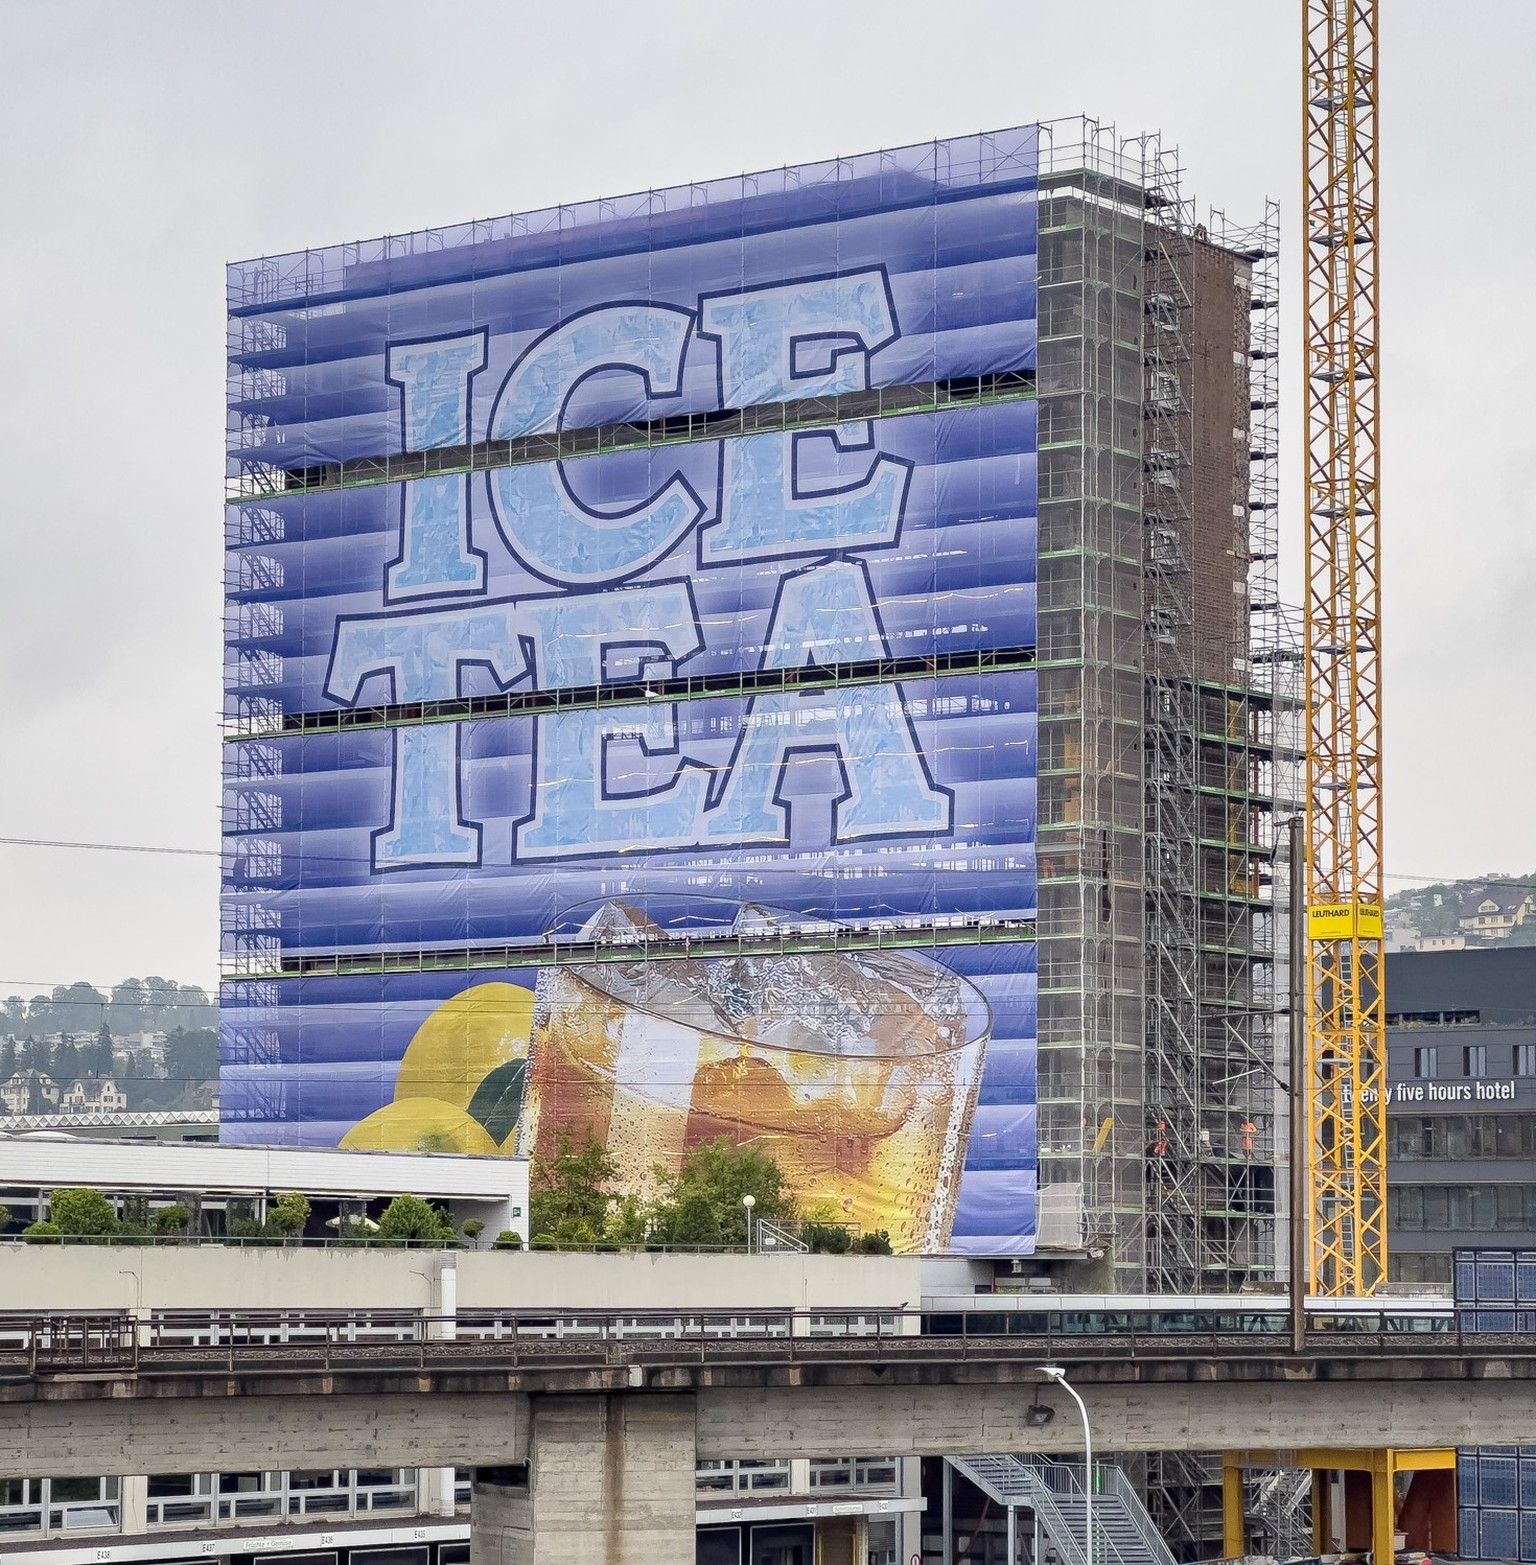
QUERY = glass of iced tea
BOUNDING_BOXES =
[520,900,991,1252]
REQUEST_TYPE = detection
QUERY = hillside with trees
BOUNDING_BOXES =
[0,978,219,1116]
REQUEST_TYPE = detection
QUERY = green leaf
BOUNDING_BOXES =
[467,1058,526,1146]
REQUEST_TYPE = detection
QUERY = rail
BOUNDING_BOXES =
[1100,1463,1180,1565]
[0,1306,1525,1378]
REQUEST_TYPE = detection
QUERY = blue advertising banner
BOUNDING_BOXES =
[227,133,1038,468]
[221,936,1037,1256]
[223,668,1035,959]
[225,402,1037,721]
[223,126,1041,1253]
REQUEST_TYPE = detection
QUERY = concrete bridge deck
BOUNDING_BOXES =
[0,1309,1528,1478]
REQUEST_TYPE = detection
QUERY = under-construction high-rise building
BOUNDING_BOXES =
[221,118,1297,1306]
[1029,121,1298,1296]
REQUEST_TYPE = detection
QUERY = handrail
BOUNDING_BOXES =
[1101,1464,1178,1565]
[0,1305,1523,1370]
[951,1456,1088,1565]
[1019,1457,1141,1565]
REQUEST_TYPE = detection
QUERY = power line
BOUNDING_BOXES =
[0,836,217,858]
[0,982,217,1005]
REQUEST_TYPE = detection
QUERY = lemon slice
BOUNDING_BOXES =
[393,983,534,1111]
[339,1098,501,1156]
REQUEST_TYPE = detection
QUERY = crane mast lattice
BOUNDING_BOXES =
[1302,0,1386,1295]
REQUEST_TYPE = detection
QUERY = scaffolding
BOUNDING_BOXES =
[1033,123,1298,1557]
[1032,124,1296,1306]
[1034,120,1155,1274]
[221,117,1299,1312]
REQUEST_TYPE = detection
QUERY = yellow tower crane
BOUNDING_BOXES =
[1301,0,1386,1297]
[1227,20,1458,1560]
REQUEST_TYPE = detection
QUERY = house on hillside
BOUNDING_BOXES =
[0,1071,61,1115]
[1458,887,1536,942]
[58,1078,128,1117]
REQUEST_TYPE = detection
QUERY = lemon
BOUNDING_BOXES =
[339,1099,501,1156]
[393,983,534,1110]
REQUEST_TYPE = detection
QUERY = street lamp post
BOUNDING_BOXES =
[1038,1365,1092,1565]
[741,1194,756,1253]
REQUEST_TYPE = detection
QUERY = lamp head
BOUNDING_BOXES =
[742,1194,756,1209]
[1026,1403,1056,1428]
[1037,1364,1066,1383]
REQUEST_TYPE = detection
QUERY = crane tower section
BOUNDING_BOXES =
[1302,0,1385,1294]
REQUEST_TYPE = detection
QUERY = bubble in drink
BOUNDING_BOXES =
[522,900,990,1250]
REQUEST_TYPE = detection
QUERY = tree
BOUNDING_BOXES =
[163,1028,219,1096]
[377,1194,457,1246]
[90,1024,114,1080]
[647,1137,796,1250]
[108,979,148,1036]
[49,1188,119,1237]
[530,1130,621,1245]
[42,983,109,1036]
[264,1191,310,1239]
[460,1218,485,1248]
[801,1201,854,1254]
[152,1205,190,1238]
[0,1037,15,1081]
[54,1035,82,1087]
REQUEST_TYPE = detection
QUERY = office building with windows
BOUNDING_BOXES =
[1386,946,1536,1284]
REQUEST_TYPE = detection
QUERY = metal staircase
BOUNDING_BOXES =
[948,1455,1178,1565]
[1249,1467,1312,1562]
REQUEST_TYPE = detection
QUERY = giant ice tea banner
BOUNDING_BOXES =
[223,669,1036,958]
[226,404,1037,719]
[223,128,1041,1252]
[222,930,1037,1254]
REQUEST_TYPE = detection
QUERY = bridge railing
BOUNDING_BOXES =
[0,1313,138,1373]
[0,1305,1525,1375]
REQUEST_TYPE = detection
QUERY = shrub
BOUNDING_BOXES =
[0,1203,12,1230]
[22,1221,61,1243]
[461,1218,485,1247]
[263,1192,310,1238]
[377,1193,457,1246]
[494,1230,524,1250]
[50,1188,118,1237]
[856,1229,894,1255]
[153,1205,190,1237]
[800,1200,853,1255]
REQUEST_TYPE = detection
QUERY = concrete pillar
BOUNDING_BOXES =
[119,1474,148,1535]
[436,1259,458,1516]
[471,1393,696,1565]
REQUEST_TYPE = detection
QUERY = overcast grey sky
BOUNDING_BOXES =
[0,0,1527,990]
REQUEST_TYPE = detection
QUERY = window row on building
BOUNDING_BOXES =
[695,1458,899,1496]
[1388,1252,1454,1286]
[0,1458,906,1541]
[1409,1042,1536,1077]
[1389,1185,1536,1233]
[1389,1114,1536,1160]
[0,1469,426,1538]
